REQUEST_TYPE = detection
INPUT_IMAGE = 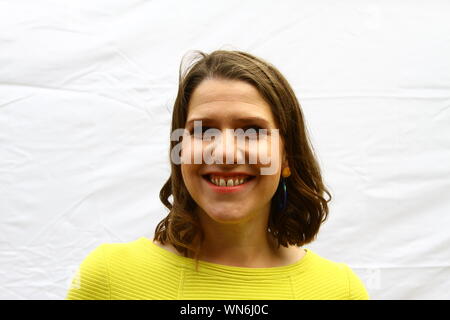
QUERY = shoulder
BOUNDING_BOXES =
[65,238,147,300]
[340,263,370,300]
[66,238,182,300]
[90,237,185,280]
[66,243,111,300]
[300,250,370,300]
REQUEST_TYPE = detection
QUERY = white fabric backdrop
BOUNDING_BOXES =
[0,0,449,300]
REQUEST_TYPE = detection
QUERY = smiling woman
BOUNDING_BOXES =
[155,50,332,268]
[176,78,296,263]
[66,49,370,300]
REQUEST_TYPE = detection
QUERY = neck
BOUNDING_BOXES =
[192,206,284,268]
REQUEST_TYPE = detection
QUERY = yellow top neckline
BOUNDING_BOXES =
[139,236,313,276]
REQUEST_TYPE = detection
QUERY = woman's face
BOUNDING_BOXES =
[180,78,287,224]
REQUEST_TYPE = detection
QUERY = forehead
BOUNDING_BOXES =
[187,79,275,123]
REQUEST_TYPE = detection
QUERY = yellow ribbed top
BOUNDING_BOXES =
[66,236,370,300]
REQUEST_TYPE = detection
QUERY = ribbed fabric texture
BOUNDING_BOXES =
[66,236,370,300]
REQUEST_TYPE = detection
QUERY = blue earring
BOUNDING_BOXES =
[277,167,291,212]
[277,177,288,212]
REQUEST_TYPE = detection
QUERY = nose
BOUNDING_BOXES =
[204,129,246,164]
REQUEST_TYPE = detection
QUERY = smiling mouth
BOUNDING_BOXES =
[201,174,256,187]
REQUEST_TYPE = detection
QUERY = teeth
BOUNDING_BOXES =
[209,176,250,187]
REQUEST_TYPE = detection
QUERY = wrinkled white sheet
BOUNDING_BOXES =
[0,0,449,299]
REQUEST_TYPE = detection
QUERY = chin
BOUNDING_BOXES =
[201,206,250,224]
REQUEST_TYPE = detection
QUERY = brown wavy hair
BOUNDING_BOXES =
[153,49,332,271]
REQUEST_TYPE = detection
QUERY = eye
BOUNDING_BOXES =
[189,126,210,133]
[189,126,213,139]
[237,125,265,137]
[188,125,267,139]
[244,125,263,131]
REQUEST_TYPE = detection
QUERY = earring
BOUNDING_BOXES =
[278,167,290,212]
[282,167,291,178]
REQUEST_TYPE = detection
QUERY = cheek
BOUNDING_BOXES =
[247,137,282,168]
[180,138,193,163]
[181,164,200,200]
[181,138,206,164]
[259,173,281,195]
[180,142,201,189]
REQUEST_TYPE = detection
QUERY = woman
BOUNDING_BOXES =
[66,50,370,300]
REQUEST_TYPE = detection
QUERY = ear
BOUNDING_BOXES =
[282,152,289,169]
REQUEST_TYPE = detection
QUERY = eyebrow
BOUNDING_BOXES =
[186,117,271,127]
